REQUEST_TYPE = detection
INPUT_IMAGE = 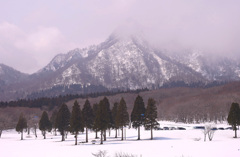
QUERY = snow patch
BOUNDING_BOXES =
[51,64,83,86]
[235,69,240,78]
[187,52,202,73]
[52,54,65,65]
[151,53,170,80]
[62,64,81,78]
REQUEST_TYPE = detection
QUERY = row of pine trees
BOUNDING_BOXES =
[16,95,159,145]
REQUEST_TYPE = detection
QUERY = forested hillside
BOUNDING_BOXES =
[67,81,240,123]
[1,81,240,131]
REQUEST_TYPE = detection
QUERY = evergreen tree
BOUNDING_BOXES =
[112,102,119,138]
[56,103,71,141]
[227,102,240,138]
[101,97,112,141]
[144,98,159,140]
[50,110,58,136]
[94,98,110,144]
[131,95,145,140]
[116,98,129,140]
[70,100,84,145]
[107,101,114,139]
[39,111,52,139]
[16,113,27,140]
[92,103,99,139]
[82,99,94,143]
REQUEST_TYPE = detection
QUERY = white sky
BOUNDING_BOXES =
[0,0,240,74]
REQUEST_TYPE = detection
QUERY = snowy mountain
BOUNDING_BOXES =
[168,51,240,81]
[0,32,240,101]
[31,33,207,91]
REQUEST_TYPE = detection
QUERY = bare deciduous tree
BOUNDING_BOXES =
[0,114,12,138]
[202,124,216,142]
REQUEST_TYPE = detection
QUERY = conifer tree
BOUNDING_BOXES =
[101,97,112,141]
[227,102,240,138]
[112,102,119,138]
[116,98,129,140]
[16,113,27,140]
[144,98,159,140]
[94,98,110,144]
[92,103,99,139]
[70,100,84,145]
[39,111,52,139]
[50,110,58,136]
[107,102,114,138]
[131,95,145,140]
[56,103,71,141]
[82,99,94,143]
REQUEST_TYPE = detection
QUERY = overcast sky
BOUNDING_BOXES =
[0,0,240,74]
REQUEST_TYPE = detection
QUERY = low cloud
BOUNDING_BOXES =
[127,0,240,57]
[1,0,240,74]
[0,22,76,74]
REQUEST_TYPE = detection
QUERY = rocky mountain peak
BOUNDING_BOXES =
[38,48,84,73]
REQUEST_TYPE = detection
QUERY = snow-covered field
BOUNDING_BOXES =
[1,121,240,157]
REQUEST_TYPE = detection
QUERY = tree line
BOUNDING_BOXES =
[3,99,240,143]
[15,95,159,145]
[0,88,148,110]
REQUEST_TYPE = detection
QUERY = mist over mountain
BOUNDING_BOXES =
[0,32,240,101]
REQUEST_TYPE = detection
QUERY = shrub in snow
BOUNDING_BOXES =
[91,150,138,157]
[92,150,108,157]
[115,152,137,157]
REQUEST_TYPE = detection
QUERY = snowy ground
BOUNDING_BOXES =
[1,121,240,157]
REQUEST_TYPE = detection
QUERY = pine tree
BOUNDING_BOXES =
[131,95,145,140]
[16,113,27,140]
[39,111,52,139]
[116,98,129,141]
[101,97,112,141]
[92,103,99,139]
[144,98,159,140]
[94,98,110,144]
[107,103,114,139]
[112,102,119,138]
[70,100,84,145]
[82,99,94,143]
[227,102,240,138]
[50,110,58,136]
[56,103,71,141]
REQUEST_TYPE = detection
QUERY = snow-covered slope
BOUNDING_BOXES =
[38,48,84,73]
[86,34,205,89]
[169,51,240,81]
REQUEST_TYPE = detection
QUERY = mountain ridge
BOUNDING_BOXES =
[0,33,240,101]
